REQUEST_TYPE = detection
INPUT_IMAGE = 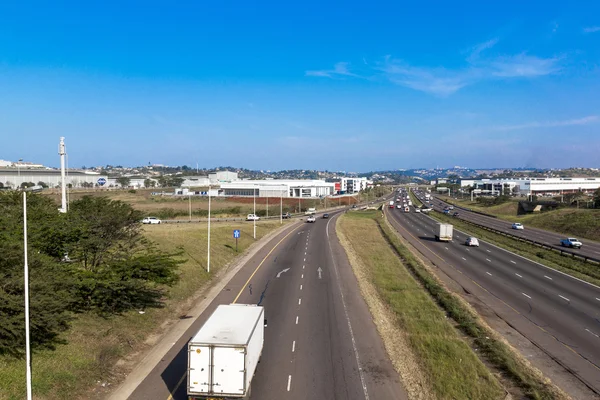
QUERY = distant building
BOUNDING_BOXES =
[0,160,12,167]
[220,179,334,198]
[339,177,372,194]
[0,168,106,188]
[209,171,239,184]
[470,177,600,196]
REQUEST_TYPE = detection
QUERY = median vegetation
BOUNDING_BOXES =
[339,210,566,399]
[0,192,284,399]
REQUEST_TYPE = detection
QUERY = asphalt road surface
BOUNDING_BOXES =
[429,194,600,262]
[386,205,600,395]
[126,211,406,400]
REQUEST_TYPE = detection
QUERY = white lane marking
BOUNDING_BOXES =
[510,260,516,264]
[295,316,299,324]
[276,268,290,278]
[486,249,491,253]
[287,375,292,391]
[304,252,307,255]
[585,328,599,338]
[522,292,532,299]
[559,295,570,302]
[300,284,302,290]
[544,275,553,280]
[486,258,491,262]
[515,273,522,278]
[292,341,296,352]
[326,215,370,400]
[465,248,470,252]
[298,298,301,305]
[462,257,466,261]
[303,265,305,269]
[445,247,449,250]
[303,258,306,262]
[317,267,323,279]
[486,272,492,276]
[597,298,600,302]
[301,274,304,279]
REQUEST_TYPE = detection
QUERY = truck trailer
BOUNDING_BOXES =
[435,223,453,242]
[188,304,264,400]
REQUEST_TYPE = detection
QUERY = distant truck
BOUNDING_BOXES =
[187,304,264,400]
[424,193,431,201]
[305,207,317,215]
[389,201,395,208]
[435,223,453,242]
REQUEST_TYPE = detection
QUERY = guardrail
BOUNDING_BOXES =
[439,211,600,264]
[435,196,498,218]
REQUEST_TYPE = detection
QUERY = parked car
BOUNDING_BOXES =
[511,222,524,230]
[281,212,292,219]
[247,214,260,221]
[322,213,329,219]
[465,237,480,247]
[560,238,582,249]
[306,216,316,223]
[142,217,161,224]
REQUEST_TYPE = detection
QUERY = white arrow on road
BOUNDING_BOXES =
[277,268,290,278]
[317,267,322,279]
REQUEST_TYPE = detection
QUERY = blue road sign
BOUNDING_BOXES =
[97,178,107,186]
[233,229,241,239]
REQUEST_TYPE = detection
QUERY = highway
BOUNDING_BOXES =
[125,210,406,400]
[431,195,600,262]
[385,203,600,395]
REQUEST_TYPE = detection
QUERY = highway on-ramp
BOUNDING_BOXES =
[125,210,406,400]
[386,205,600,395]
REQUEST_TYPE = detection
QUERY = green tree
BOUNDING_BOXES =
[37,181,48,188]
[170,177,185,187]
[20,182,35,189]
[116,176,131,188]
[594,188,600,207]
[144,178,156,188]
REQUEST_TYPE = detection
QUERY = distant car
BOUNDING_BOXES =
[415,208,421,213]
[443,209,450,215]
[282,212,292,219]
[306,216,316,223]
[448,205,454,210]
[247,214,260,221]
[511,223,524,230]
[421,207,432,213]
[322,213,329,219]
[142,217,161,224]
[465,237,480,247]
[560,238,582,249]
[452,212,459,217]
[396,205,402,209]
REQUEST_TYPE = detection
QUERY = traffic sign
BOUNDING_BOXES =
[233,229,241,238]
[97,178,107,186]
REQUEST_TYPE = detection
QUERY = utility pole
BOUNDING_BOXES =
[280,189,283,225]
[253,186,257,239]
[207,185,211,273]
[23,192,33,400]
[188,194,192,221]
[59,138,67,213]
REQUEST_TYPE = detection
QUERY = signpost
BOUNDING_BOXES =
[233,229,241,252]
[97,177,106,186]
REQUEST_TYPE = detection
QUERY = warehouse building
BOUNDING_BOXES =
[220,179,335,198]
[0,168,106,188]
[470,177,600,196]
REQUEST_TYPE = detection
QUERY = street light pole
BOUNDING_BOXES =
[207,185,211,273]
[253,185,256,239]
[23,192,33,400]
[280,189,283,225]
[188,194,192,221]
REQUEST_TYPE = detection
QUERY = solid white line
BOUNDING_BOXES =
[326,214,370,400]
[585,328,599,338]
[295,316,299,324]
[510,260,516,264]
[486,272,492,276]
[522,292,532,299]
[287,375,292,391]
[292,341,296,352]
[544,275,553,280]
[559,295,570,302]
[515,273,522,278]
[298,298,301,305]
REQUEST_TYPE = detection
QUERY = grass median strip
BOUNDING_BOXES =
[338,211,504,399]
[0,221,285,400]
[431,211,600,287]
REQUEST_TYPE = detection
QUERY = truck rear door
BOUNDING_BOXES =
[213,347,246,395]
[189,345,211,394]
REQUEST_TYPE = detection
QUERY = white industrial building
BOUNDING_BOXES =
[0,168,106,188]
[220,179,335,198]
[209,171,238,183]
[339,177,372,194]
[470,177,600,196]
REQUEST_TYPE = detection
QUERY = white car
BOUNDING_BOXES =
[306,216,316,223]
[512,223,524,230]
[465,237,480,247]
[246,214,260,221]
[415,208,421,213]
[142,217,161,224]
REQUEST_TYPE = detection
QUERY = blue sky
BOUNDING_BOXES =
[1,1,599,171]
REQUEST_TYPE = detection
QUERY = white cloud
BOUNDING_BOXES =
[583,26,600,33]
[492,116,598,131]
[488,54,561,77]
[305,62,357,78]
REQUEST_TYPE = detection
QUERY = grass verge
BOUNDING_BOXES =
[338,211,505,399]
[0,221,286,400]
[431,211,600,287]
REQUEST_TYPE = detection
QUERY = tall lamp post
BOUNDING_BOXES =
[280,188,283,225]
[23,192,33,400]
[253,185,257,239]
[207,185,211,273]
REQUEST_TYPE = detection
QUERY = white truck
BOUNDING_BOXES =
[188,304,264,400]
[435,223,453,242]
[305,207,317,215]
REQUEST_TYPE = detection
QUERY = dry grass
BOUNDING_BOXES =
[338,211,505,399]
[0,220,285,400]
